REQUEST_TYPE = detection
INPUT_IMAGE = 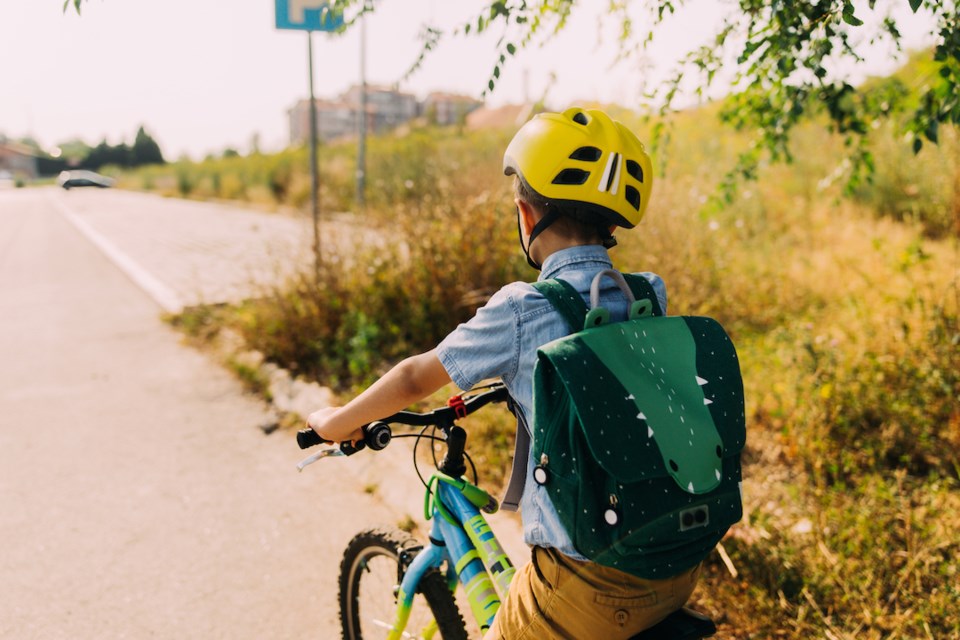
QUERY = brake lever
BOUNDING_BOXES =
[296,447,346,471]
[296,437,368,471]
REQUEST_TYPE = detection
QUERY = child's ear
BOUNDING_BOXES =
[516,198,538,236]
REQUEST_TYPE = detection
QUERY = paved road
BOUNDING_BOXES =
[45,188,319,311]
[0,188,407,639]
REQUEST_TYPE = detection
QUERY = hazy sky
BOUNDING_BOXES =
[0,1,938,159]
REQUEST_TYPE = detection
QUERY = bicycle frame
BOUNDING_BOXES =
[390,473,516,639]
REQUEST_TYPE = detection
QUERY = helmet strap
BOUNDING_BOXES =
[517,207,561,271]
[599,225,618,249]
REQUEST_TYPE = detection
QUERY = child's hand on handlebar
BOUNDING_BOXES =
[306,406,364,445]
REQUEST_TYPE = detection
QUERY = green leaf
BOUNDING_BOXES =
[912,137,923,154]
[909,0,922,12]
[842,8,864,27]
[506,42,517,55]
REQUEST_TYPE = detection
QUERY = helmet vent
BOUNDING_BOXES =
[626,160,644,182]
[569,146,602,162]
[552,168,590,185]
[625,186,642,211]
[572,112,589,125]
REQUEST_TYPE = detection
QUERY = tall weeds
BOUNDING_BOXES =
[230,186,525,389]
[160,111,960,637]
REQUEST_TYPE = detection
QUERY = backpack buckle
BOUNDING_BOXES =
[447,395,467,419]
[533,454,550,485]
[604,494,621,527]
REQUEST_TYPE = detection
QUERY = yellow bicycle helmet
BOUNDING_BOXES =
[503,107,653,229]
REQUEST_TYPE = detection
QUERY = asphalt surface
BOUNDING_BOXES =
[0,188,433,639]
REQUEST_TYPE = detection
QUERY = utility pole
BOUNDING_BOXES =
[356,3,368,210]
[307,31,321,277]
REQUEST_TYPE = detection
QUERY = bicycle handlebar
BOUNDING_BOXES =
[381,383,510,429]
[296,421,392,454]
[295,383,510,455]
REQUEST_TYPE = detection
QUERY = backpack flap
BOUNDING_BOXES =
[537,315,744,489]
[531,312,746,578]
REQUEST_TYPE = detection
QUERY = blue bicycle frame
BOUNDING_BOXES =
[392,473,516,638]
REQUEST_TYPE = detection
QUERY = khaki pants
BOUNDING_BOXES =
[484,546,701,640]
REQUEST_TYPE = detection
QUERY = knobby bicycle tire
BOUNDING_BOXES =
[339,527,467,640]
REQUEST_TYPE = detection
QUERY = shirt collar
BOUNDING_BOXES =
[537,245,613,281]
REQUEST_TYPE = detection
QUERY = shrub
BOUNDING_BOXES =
[710,473,960,638]
[218,173,246,201]
[176,167,194,197]
[231,190,525,389]
[855,123,959,238]
[267,157,292,203]
[788,276,959,482]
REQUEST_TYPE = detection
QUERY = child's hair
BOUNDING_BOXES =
[514,176,611,244]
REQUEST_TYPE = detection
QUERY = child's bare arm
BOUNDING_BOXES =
[306,349,452,443]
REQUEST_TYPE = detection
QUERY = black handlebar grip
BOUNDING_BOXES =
[297,428,329,450]
[338,439,366,456]
[364,422,392,451]
[297,423,392,454]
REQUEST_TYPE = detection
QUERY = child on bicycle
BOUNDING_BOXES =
[308,107,701,638]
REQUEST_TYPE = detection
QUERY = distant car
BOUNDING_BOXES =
[58,170,115,189]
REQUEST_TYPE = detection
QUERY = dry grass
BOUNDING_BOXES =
[165,112,960,637]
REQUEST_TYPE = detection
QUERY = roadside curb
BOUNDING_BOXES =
[208,330,527,564]
[217,336,528,570]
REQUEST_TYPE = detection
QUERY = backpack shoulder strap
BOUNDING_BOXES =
[622,273,664,317]
[531,278,588,333]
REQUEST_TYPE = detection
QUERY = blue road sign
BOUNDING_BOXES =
[275,0,345,31]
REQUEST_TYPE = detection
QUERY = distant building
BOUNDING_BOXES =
[288,84,419,144]
[287,86,483,145]
[466,103,536,130]
[0,140,39,180]
[343,84,419,131]
[422,92,483,126]
[289,98,360,143]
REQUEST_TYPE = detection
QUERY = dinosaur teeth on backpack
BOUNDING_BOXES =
[530,269,746,579]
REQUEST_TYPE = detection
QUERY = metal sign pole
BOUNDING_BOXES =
[275,0,343,279]
[307,31,321,277]
[356,7,367,210]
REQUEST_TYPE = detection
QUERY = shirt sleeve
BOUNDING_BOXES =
[637,271,668,315]
[436,285,521,391]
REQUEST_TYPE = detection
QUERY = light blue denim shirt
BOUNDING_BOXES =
[436,244,668,559]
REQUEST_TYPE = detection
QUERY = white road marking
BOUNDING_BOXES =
[48,192,183,313]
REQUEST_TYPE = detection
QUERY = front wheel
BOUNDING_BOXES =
[339,527,467,640]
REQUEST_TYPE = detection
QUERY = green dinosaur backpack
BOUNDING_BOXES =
[529,269,745,579]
